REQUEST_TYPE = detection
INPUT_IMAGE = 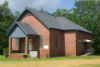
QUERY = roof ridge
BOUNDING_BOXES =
[7,7,92,34]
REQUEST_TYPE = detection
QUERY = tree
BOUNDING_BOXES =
[52,8,74,18]
[0,1,16,54]
[73,0,100,54]
[40,8,51,15]
[52,0,100,54]
[15,11,20,17]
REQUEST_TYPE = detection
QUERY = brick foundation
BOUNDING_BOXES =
[6,55,28,59]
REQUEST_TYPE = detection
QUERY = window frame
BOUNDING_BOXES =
[39,36,43,46]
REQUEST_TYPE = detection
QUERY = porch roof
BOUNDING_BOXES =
[6,22,39,37]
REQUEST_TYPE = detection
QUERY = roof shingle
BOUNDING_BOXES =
[26,8,91,34]
[17,22,38,36]
[6,22,39,36]
[7,8,92,34]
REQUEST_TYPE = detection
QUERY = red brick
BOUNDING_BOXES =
[8,14,92,58]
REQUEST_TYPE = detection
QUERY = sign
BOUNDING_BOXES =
[84,39,92,42]
[29,51,38,58]
[43,45,49,49]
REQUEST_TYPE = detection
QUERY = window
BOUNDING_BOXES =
[39,36,43,46]
[55,36,58,48]
[79,39,82,47]
[15,38,19,48]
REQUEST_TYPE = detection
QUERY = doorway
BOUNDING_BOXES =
[29,39,32,51]
[84,42,89,53]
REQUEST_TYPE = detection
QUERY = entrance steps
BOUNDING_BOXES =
[5,54,28,58]
[81,53,92,56]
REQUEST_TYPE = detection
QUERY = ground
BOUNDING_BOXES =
[0,55,100,67]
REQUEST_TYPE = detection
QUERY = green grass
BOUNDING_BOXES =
[0,55,99,67]
[0,55,99,62]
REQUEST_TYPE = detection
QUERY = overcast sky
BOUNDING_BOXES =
[0,0,75,13]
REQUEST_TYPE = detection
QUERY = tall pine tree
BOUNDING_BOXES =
[0,1,16,54]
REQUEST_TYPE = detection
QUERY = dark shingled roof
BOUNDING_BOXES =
[56,17,91,33]
[7,8,92,34]
[25,8,91,33]
[16,22,38,36]
[6,22,39,36]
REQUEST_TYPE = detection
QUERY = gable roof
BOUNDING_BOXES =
[6,22,39,37]
[7,7,92,34]
[56,17,91,33]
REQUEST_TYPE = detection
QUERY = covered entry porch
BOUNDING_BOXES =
[8,37,39,58]
[83,39,93,54]
[6,22,40,58]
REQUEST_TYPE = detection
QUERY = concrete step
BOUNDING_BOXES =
[81,53,92,56]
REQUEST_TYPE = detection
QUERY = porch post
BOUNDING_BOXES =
[25,37,29,55]
[9,38,12,55]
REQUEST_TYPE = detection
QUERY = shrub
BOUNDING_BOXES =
[3,47,8,55]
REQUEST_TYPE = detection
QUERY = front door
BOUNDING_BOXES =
[84,42,89,53]
[29,39,32,51]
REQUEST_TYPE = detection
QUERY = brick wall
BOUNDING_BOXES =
[19,38,25,53]
[11,38,25,53]
[64,31,77,56]
[64,31,92,56]
[20,15,50,57]
[76,32,92,55]
[11,38,19,53]
[50,29,65,57]
[10,14,92,57]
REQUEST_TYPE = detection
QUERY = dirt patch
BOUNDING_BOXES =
[0,59,99,67]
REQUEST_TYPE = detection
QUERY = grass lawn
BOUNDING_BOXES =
[0,55,100,67]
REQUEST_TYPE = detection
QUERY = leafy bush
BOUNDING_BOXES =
[3,47,8,55]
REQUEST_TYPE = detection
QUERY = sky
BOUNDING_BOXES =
[0,0,75,13]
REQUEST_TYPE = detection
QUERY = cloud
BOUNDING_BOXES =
[0,0,60,13]
[0,0,5,4]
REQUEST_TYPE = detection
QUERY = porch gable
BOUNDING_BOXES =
[6,22,39,38]
[9,25,26,38]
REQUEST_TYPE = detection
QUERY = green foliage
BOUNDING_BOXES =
[51,0,100,54]
[0,1,16,54]
[40,8,51,15]
[52,8,73,17]
[3,47,8,55]
[74,0,100,54]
